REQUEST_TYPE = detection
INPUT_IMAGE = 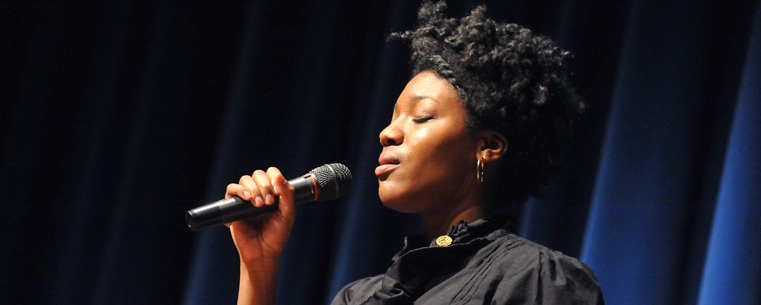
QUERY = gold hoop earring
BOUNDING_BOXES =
[476,157,485,184]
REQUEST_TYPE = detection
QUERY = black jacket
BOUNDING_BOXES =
[332,218,604,305]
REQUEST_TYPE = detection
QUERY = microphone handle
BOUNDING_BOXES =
[186,174,317,231]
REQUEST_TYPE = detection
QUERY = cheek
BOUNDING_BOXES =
[412,131,474,181]
[428,131,472,161]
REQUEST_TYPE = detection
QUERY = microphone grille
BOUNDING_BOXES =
[310,163,352,201]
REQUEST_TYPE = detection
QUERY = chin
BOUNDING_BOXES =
[378,186,418,214]
[380,200,418,214]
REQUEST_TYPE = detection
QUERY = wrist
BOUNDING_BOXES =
[240,256,280,276]
[238,258,280,305]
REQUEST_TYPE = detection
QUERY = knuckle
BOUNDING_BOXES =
[259,182,273,193]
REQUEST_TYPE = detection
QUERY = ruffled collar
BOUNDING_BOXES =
[371,217,515,304]
[443,218,495,245]
[393,217,513,261]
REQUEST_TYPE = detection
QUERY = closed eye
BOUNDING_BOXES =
[413,116,433,123]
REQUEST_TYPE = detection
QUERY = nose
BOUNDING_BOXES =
[379,119,403,146]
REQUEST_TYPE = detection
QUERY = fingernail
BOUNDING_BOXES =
[255,196,264,207]
[243,191,251,199]
[265,194,274,205]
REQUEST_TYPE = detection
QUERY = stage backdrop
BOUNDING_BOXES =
[1,0,759,304]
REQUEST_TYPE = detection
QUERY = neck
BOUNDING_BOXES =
[421,205,487,241]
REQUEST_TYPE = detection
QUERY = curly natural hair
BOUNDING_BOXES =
[390,1,586,206]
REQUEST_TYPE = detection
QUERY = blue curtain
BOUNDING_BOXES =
[1,1,759,304]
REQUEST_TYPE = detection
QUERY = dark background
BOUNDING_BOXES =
[2,0,760,304]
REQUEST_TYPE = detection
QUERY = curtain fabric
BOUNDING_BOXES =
[1,1,759,304]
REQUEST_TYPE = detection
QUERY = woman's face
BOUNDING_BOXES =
[376,71,481,215]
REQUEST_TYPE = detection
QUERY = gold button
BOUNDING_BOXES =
[435,235,452,247]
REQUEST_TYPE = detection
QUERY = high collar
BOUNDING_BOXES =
[373,217,516,304]
[393,217,514,261]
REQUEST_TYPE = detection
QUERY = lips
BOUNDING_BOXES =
[375,152,400,177]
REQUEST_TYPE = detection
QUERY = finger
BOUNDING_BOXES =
[252,169,276,205]
[226,183,250,200]
[266,167,284,196]
[239,175,264,207]
[272,171,295,219]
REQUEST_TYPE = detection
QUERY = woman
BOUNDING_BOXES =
[226,2,603,304]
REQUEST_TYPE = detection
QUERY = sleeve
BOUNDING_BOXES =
[330,276,383,305]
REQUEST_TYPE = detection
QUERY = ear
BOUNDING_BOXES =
[477,130,508,162]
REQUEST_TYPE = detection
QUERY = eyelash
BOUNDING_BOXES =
[413,116,433,123]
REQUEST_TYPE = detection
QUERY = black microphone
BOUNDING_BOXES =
[186,163,352,231]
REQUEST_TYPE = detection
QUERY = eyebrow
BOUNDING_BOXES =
[392,95,440,112]
[412,95,440,104]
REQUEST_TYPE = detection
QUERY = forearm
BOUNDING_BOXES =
[237,258,280,305]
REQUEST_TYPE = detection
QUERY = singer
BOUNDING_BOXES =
[227,1,603,304]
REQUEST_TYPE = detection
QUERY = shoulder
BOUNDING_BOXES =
[493,234,603,304]
[494,234,596,275]
[485,234,604,304]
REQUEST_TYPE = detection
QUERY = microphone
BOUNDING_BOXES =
[186,163,352,231]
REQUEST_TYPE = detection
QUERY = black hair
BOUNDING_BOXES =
[391,1,586,205]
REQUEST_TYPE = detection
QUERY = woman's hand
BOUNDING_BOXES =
[226,167,296,305]
[227,166,296,263]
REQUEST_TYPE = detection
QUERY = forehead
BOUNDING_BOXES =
[395,71,461,110]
